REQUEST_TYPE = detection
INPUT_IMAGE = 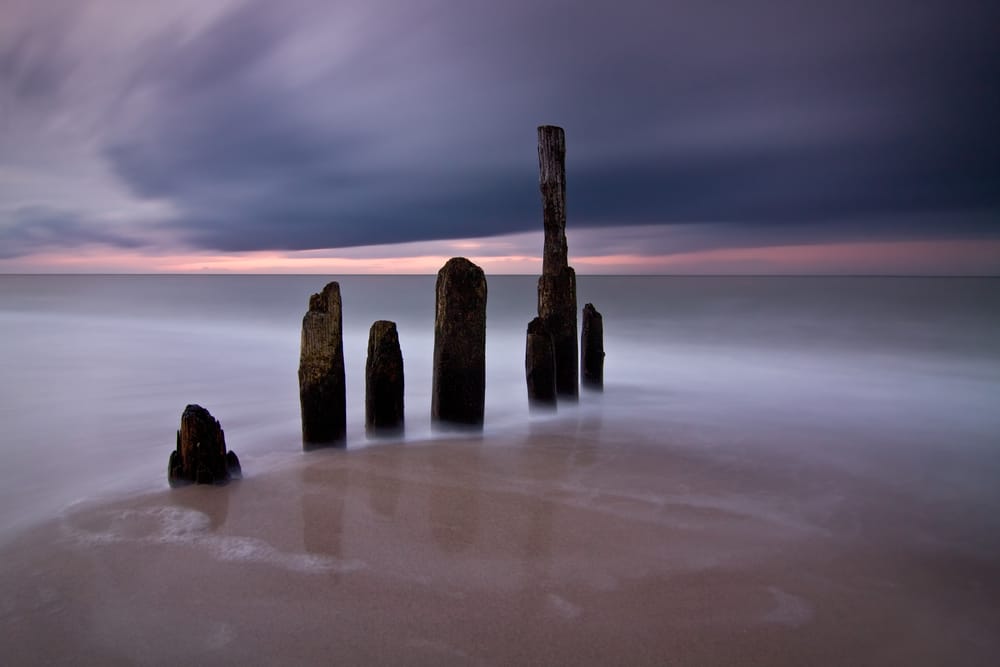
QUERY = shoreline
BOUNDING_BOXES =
[2,417,998,665]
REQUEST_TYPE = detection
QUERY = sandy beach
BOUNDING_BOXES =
[2,408,998,666]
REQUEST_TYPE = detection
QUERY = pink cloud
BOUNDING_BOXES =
[2,233,997,275]
[608,239,1000,275]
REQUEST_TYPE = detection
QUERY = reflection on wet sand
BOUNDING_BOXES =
[429,438,482,554]
[571,413,603,468]
[301,459,350,581]
[173,482,231,531]
[365,444,403,520]
[515,423,563,619]
[290,422,601,574]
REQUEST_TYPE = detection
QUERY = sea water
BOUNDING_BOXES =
[1,275,998,541]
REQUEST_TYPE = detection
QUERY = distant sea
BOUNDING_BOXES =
[1,275,998,541]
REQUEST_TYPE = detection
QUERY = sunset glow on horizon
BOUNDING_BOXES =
[3,234,997,276]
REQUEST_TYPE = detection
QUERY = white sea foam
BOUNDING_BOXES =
[64,506,365,575]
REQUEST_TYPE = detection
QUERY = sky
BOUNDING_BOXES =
[1,0,998,274]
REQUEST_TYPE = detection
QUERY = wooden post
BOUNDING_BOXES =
[525,317,557,410]
[538,268,578,399]
[168,404,241,486]
[366,320,404,437]
[538,125,568,276]
[298,281,346,448]
[432,258,487,427]
[537,125,578,399]
[581,303,604,389]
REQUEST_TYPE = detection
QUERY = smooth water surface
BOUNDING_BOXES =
[1,275,998,540]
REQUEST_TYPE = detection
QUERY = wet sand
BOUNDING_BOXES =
[2,415,999,666]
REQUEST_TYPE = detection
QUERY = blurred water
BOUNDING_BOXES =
[1,275,998,540]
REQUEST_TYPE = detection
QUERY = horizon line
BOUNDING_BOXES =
[2,272,997,278]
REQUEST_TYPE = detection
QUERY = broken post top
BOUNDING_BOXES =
[169,404,240,486]
[300,281,344,380]
[308,281,341,314]
[182,403,216,425]
[538,125,568,276]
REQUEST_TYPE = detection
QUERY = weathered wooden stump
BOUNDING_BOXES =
[298,281,346,448]
[537,125,578,399]
[366,320,404,437]
[168,404,241,486]
[581,303,605,389]
[432,257,487,427]
[525,317,557,410]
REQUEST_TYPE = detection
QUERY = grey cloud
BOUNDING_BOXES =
[6,0,1000,256]
[0,207,146,259]
[0,13,77,104]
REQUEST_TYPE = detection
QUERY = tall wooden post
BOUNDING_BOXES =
[537,125,578,400]
[538,126,568,277]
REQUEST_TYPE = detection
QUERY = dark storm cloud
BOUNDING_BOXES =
[6,0,999,255]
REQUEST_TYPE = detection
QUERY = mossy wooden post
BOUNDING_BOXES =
[525,317,557,410]
[366,320,404,437]
[298,281,346,448]
[537,125,578,400]
[432,258,487,428]
[581,303,604,389]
